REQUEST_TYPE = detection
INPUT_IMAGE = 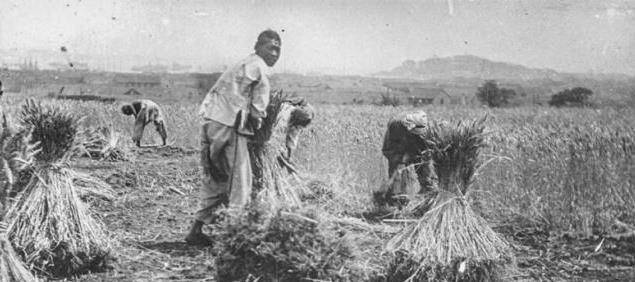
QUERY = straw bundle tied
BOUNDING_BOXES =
[6,167,110,277]
[384,117,515,281]
[76,126,131,161]
[250,90,311,209]
[4,100,111,277]
[0,114,38,282]
[0,230,37,282]
[417,118,487,195]
[0,114,39,210]
[385,190,514,281]
[212,203,364,281]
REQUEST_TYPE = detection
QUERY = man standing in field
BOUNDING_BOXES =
[185,30,281,245]
[121,99,168,147]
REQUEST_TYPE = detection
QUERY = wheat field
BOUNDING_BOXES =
[1,93,633,280]
[3,95,633,233]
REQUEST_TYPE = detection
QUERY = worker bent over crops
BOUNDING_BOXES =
[283,97,314,162]
[381,110,436,197]
[186,30,281,245]
[121,99,167,147]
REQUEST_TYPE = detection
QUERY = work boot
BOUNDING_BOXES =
[185,220,214,246]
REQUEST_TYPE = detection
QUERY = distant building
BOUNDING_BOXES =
[190,72,222,93]
[19,58,39,71]
[113,74,161,88]
[442,86,479,105]
[383,81,453,105]
[124,88,142,96]
[131,64,169,73]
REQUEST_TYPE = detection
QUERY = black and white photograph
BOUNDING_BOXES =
[0,0,634,281]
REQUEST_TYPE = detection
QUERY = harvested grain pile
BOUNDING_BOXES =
[0,113,38,282]
[5,100,111,277]
[0,114,38,205]
[6,167,111,277]
[212,204,363,281]
[384,117,515,281]
[0,230,36,282]
[386,190,514,281]
[76,126,131,161]
[414,118,487,195]
[249,90,313,209]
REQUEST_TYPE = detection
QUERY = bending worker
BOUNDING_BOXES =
[121,99,167,147]
[382,110,434,189]
[186,29,281,245]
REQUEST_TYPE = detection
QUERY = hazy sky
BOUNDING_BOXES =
[1,0,634,75]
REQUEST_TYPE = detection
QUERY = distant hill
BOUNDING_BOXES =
[372,55,635,107]
[376,55,565,81]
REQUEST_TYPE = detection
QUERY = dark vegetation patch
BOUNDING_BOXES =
[54,94,117,104]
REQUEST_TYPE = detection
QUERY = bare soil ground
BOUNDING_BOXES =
[71,146,634,281]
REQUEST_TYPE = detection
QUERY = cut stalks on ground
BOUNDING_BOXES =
[76,126,131,161]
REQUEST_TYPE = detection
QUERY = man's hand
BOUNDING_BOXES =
[283,96,307,107]
[249,115,263,130]
[132,136,141,147]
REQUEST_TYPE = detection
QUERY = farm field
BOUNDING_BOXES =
[1,93,634,281]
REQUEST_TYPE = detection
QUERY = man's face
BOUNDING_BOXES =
[256,38,281,67]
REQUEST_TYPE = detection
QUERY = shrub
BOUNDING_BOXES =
[475,80,516,108]
[55,95,116,104]
[549,87,593,107]
[378,93,401,107]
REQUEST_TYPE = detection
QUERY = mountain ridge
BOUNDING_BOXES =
[375,55,633,81]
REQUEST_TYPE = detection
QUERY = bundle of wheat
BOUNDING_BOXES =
[415,118,487,194]
[384,117,514,281]
[0,230,37,282]
[0,114,38,208]
[76,126,131,161]
[212,204,363,282]
[249,90,311,209]
[6,167,111,277]
[5,100,111,277]
[385,190,514,281]
[0,114,38,282]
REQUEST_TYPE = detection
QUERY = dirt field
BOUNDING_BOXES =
[67,144,634,281]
